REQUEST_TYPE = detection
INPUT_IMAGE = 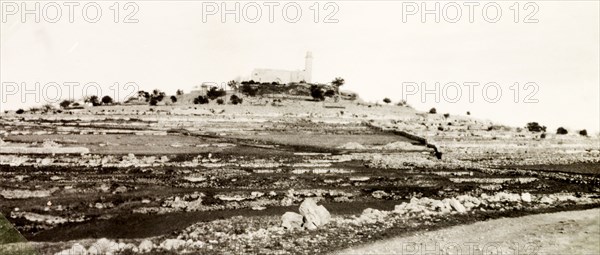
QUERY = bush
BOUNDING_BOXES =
[429,108,437,114]
[207,87,226,100]
[101,96,113,105]
[324,90,336,98]
[396,100,407,107]
[526,122,546,132]
[149,98,158,106]
[310,85,325,101]
[193,96,209,105]
[59,100,72,109]
[16,109,25,114]
[556,127,568,135]
[383,98,391,104]
[443,113,450,118]
[216,99,224,105]
[540,133,547,139]
[466,111,471,115]
[176,89,184,96]
[579,129,588,136]
[230,95,243,105]
[170,96,177,103]
[240,84,258,96]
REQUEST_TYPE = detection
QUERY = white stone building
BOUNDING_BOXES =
[251,52,313,84]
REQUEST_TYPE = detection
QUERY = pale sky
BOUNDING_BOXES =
[1,1,598,132]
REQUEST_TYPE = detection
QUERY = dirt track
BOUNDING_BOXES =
[337,208,600,255]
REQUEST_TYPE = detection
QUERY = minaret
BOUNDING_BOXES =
[304,51,313,83]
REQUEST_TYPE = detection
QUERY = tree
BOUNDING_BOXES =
[227,80,238,92]
[526,122,546,133]
[579,129,588,136]
[216,99,224,105]
[59,100,72,109]
[310,85,325,101]
[137,91,150,102]
[101,95,113,105]
[429,108,437,114]
[207,87,226,100]
[383,98,391,104]
[241,84,258,96]
[16,109,25,114]
[176,89,184,96]
[170,95,177,103]
[332,77,345,89]
[556,127,568,135]
[194,96,209,105]
[85,95,101,106]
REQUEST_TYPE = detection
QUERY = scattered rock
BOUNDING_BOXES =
[138,240,154,253]
[160,239,187,251]
[449,198,466,213]
[281,212,304,230]
[299,198,331,230]
[87,238,119,254]
[521,193,532,203]
[55,243,87,255]
[337,142,366,150]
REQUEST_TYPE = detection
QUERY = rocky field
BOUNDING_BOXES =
[0,100,598,254]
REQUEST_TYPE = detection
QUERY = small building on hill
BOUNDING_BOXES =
[251,52,313,84]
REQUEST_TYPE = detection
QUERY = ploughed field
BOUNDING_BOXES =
[1,103,599,254]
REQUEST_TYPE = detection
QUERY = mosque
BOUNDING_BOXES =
[250,51,313,84]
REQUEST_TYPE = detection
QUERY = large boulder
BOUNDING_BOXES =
[281,212,303,230]
[299,198,331,230]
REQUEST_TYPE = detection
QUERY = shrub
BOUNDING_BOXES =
[324,90,336,98]
[556,127,568,135]
[149,98,158,106]
[42,104,54,111]
[310,85,325,101]
[59,100,72,109]
[193,96,209,105]
[176,89,184,96]
[207,87,226,100]
[383,98,391,104]
[540,133,546,139]
[16,109,25,114]
[230,95,243,105]
[526,122,546,132]
[240,84,258,96]
[101,96,113,105]
[466,111,471,115]
[429,108,437,114]
[443,113,450,118]
[216,99,224,105]
[397,100,407,107]
[579,129,588,136]
[170,96,177,103]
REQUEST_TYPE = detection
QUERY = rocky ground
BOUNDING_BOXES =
[0,99,598,254]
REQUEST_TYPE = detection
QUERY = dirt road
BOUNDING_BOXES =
[337,208,600,255]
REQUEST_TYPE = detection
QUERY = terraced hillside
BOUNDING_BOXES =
[0,101,598,254]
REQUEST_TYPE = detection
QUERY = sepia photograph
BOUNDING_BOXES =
[0,1,599,254]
